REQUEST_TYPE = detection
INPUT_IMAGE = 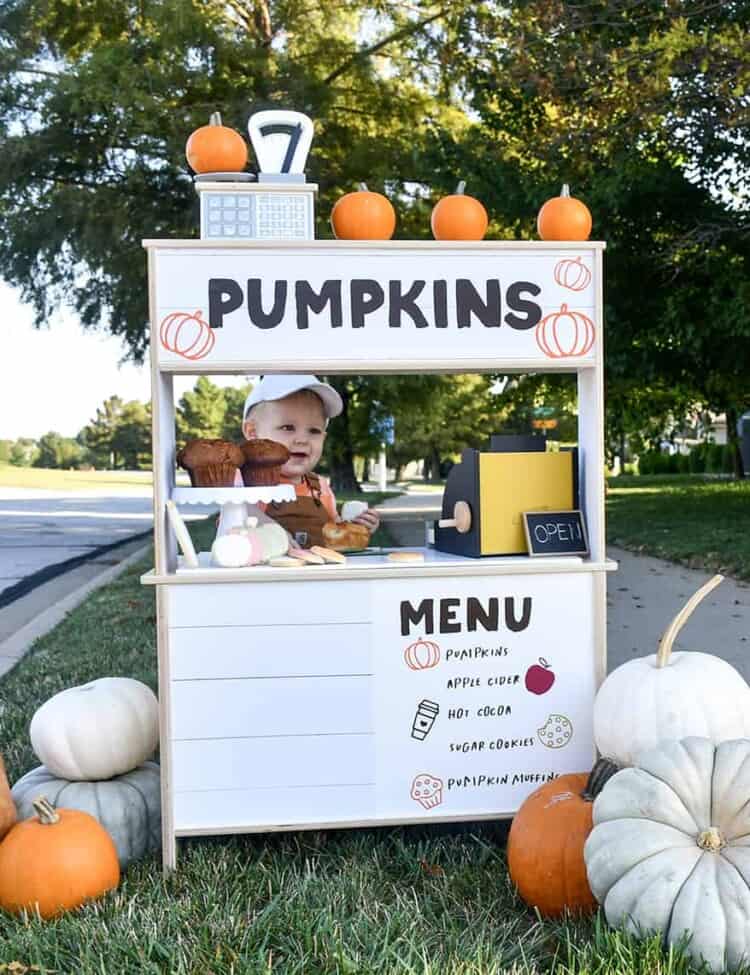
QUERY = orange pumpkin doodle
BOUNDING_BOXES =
[404,636,441,671]
[536,304,595,359]
[553,256,592,292]
[159,310,216,361]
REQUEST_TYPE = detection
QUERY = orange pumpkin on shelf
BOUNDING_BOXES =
[330,183,396,240]
[507,759,618,918]
[0,796,120,919]
[0,754,16,841]
[553,256,592,292]
[536,303,595,358]
[159,309,215,361]
[185,112,248,175]
[431,181,488,241]
[404,636,441,671]
[537,184,592,241]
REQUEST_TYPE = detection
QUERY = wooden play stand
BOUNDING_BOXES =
[141,238,614,870]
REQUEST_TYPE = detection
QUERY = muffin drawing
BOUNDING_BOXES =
[410,773,444,810]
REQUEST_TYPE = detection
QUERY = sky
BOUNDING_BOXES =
[0,282,248,440]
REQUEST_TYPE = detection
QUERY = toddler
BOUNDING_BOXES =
[242,374,380,546]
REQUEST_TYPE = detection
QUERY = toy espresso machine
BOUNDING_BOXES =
[434,435,578,557]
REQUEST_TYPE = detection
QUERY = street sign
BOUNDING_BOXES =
[532,419,558,430]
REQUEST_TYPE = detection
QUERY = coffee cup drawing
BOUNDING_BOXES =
[411,699,440,741]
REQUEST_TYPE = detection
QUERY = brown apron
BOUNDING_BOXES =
[267,473,330,547]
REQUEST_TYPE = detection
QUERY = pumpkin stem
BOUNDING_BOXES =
[697,826,724,852]
[455,180,466,195]
[581,757,619,801]
[209,112,223,127]
[32,796,60,825]
[656,574,724,668]
[560,184,571,197]
[358,182,369,192]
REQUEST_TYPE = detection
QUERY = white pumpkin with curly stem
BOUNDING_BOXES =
[594,575,750,766]
[585,737,750,974]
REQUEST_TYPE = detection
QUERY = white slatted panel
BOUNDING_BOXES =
[171,676,373,739]
[174,784,376,832]
[172,734,374,792]
[168,581,371,628]
[169,623,371,679]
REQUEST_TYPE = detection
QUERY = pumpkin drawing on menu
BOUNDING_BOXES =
[553,256,592,292]
[536,304,595,359]
[404,636,441,671]
[538,713,573,749]
[159,310,216,361]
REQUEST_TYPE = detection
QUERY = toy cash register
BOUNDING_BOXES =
[434,436,578,557]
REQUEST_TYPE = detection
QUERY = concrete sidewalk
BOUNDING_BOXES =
[375,490,750,678]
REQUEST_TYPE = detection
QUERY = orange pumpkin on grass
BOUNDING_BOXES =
[331,183,396,240]
[0,796,120,918]
[431,181,488,241]
[537,184,592,241]
[0,754,16,840]
[507,759,618,918]
[185,112,248,175]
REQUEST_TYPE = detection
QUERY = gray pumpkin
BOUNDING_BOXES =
[12,761,161,869]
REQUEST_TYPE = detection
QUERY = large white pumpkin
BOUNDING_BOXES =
[12,762,161,870]
[30,677,159,780]
[594,575,750,766]
[585,737,750,973]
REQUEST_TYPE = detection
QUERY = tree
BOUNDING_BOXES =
[176,378,227,444]
[110,400,151,469]
[80,396,125,468]
[34,431,86,468]
[221,383,252,442]
[9,438,37,466]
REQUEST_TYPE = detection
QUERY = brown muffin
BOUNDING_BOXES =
[177,438,244,487]
[240,439,290,486]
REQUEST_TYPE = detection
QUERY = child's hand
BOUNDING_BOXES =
[352,507,380,533]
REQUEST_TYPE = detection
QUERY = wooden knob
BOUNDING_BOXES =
[438,501,472,534]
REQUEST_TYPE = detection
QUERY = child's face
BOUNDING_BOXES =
[243,392,327,481]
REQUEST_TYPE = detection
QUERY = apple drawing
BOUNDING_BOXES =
[525,658,555,695]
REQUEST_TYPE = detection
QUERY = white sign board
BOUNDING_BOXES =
[372,573,596,818]
[151,244,599,370]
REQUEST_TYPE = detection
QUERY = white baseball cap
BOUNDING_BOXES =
[243,374,343,420]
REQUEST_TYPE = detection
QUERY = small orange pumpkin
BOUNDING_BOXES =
[553,256,591,292]
[0,754,16,841]
[159,309,216,361]
[507,759,617,918]
[537,184,592,241]
[185,112,248,175]
[330,183,396,240]
[536,303,595,358]
[0,796,120,919]
[431,181,488,241]
[404,636,441,671]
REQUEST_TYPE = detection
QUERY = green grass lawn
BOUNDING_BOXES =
[606,475,750,580]
[0,464,156,490]
[0,517,718,974]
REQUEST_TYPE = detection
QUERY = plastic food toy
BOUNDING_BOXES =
[322,520,370,551]
[211,531,262,568]
[12,762,161,871]
[430,181,488,241]
[537,184,592,241]
[585,737,750,974]
[593,575,750,766]
[0,797,120,918]
[30,677,159,781]
[254,522,291,562]
[0,754,16,840]
[330,183,396,240]
[185,112,248,175]
[507,759,618,917]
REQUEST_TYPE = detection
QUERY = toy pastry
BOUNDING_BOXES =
[322,521,370,551]
[254,522,290,561]
[240,439,290,486]
[211,532,262,568]
[340,500,368,522]
[177,438,244,487]
[309,545,347,564]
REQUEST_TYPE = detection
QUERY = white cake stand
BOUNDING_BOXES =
[171,485,295,534]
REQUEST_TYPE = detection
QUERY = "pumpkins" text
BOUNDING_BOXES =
[207,277,542,331]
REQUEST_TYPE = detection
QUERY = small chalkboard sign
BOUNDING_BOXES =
[523,510,589,557]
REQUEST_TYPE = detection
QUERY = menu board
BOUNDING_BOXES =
[372,573,596,818]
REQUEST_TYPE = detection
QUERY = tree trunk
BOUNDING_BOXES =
[725,407,745,480]
[430,445,442,483]
[362,456,370,482]
[326,380,361,494]
[422,456,432,483]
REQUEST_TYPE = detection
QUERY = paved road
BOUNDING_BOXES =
[376,488,750,678]
[0,488,158,596]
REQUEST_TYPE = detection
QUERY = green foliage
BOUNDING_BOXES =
[33,430,88,468]
[8,437,38,466]
[80,395,152,468]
